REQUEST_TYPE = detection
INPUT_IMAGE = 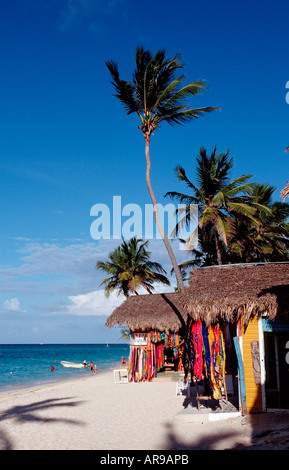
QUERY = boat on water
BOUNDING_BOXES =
[60,360,88,369]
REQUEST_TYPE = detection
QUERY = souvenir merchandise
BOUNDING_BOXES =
[183,320,227,399]
[128,330,181,382]
[127,322,227,398]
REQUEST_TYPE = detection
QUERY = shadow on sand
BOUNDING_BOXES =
[0,396,84,450]
[162,391,289,450]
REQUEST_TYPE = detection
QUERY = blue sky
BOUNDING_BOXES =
[0,0,289,343]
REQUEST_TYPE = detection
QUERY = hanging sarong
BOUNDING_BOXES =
[208,326,221,399]
[213,324,220,358]
[213,324,221,376]
[157,343,164,370]
[183,317,194,379]
[192,320,203,380]
[219,328,226,390]
[202,321,211,379]
[146,333,151,380]
[128,347,133,382]
[175,332,179,359]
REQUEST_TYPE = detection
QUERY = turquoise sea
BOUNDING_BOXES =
[0,343,130,392]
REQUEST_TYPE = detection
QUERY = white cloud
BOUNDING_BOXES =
[67,290,125,316]
[0,237,187,317]
[66,283,174,317]
[0,238,186,294]
[3,297,21,312]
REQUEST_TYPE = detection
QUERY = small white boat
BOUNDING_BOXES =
[60,360,88,369]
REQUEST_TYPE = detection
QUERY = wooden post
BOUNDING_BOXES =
[233,336,247,416]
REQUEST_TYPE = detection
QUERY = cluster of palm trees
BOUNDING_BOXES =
[97,148,289,296]
[99,46,289,297]
[166,146,289,271]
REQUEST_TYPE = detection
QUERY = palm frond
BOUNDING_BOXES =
[281,182,289,201]
[106,47,218,138]
[227,202,256,217]
[158,106,218,127]
[105,60,143,118]
[199,206,219,226]
[223,176,254,196]
[184,227,199,252]
[174,166,200,192]
[165,190,199,205]
[160,80,209,109]
[96,237,170,297]
[214,213,234,246]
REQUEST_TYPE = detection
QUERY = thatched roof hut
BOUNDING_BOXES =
[106,262,289,332]
[105,292,188,333]
[182,262,289,327]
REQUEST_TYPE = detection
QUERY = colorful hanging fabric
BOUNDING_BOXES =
[220,328,226,379]
[192,319,203,380]
[207,326,221,399]
[128,324,228,386]
[156,343,164,371]
[128,346,133,382]
[202,321,211,379]
[146,333,152,381]
[213,324,220,359]
[217,328,226,393]
[182,318,194,380]
[175,332,179,359]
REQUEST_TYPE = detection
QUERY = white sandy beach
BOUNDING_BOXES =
[0,371,288,451]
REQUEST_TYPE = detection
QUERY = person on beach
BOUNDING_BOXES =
[121,357,126,367]
[51,365,55,372]
[90,361,94,372]
[94,365,98,374]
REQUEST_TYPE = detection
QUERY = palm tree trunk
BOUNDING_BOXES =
[145,137,185,291]
[213,219,223,265]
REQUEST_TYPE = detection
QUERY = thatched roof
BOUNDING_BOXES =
[183,262,289,326]
[105,292,188,333]
[106,263,289,332]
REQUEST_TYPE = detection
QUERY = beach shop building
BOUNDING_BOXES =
[106,262,289,414]
[106,293,188,380]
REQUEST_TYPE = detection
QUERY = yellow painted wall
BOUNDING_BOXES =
[242,317,263,413]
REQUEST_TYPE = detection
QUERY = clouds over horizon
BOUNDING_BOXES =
[0,237,187,318]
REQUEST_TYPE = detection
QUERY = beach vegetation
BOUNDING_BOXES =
[96,236,170,298]
[228,183,289,263]
[166,149,289,268]
[165,146,258,265]
[105,47,218,291]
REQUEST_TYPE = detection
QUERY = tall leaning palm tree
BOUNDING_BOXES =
[105,47,218,291]
[165,147,256,265]
[96,237,170,298]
